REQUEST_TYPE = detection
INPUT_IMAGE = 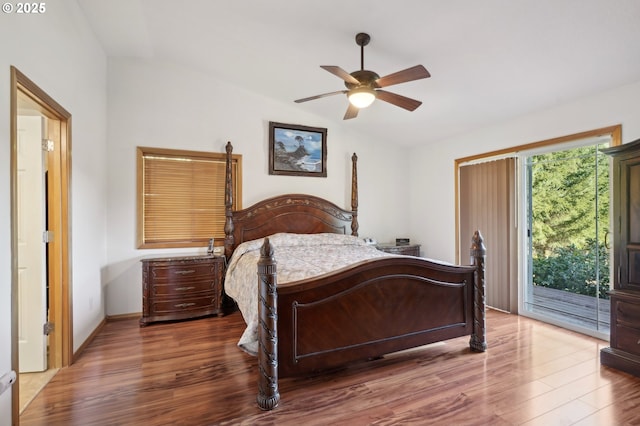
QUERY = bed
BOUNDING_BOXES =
[222,142,487,410]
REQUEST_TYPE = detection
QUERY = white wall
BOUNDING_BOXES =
[0,2,108,423]
[409,79,640,264]
[104,57,411,315]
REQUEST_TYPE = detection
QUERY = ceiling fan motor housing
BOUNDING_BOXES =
[346,70,380,90]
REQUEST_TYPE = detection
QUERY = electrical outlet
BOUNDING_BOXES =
[0,370,17,396]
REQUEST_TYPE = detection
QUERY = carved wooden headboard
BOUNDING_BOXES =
[223,142,359,258]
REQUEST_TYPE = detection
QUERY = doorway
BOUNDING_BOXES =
[455,125,621,339]
[10,66,73,418]
[521,137,611,339]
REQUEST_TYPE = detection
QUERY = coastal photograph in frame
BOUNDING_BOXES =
[269,121,327,177]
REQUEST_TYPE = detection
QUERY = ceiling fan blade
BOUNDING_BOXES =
[320,65,360,85]
[376,90,422,111]
[295,90,347,103]
[343,103,359,120]
[376,65,431,88]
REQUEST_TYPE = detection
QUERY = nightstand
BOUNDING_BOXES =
[140,254,226,326]
[376,243,421,256]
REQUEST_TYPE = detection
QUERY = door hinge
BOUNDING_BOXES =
[43,230,53,243]
[43,322,54,336]
[42,139,54,152]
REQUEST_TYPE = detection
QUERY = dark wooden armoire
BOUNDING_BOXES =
[600,138,640,377]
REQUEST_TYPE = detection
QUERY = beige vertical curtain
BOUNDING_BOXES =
[459,157,518,312]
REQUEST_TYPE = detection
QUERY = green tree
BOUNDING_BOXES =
[530,144,609,256]
[529,143,610,297]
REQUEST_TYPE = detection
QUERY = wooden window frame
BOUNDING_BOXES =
[137,146,242,249]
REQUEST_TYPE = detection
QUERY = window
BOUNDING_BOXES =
[137,146,242,249]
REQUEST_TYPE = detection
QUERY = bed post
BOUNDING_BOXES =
[257,238,280,410]
[469,230,487,352]
[351,152,359,236]
[224,141,235,259]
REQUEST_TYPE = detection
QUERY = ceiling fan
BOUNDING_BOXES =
[295,32,431,120]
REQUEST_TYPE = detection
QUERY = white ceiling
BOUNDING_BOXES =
[76,0,640,147]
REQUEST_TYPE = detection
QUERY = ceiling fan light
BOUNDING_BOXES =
[348,87,376,108]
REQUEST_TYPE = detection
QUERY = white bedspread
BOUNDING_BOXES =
[224,233,392,355]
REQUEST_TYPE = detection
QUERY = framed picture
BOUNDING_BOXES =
[269,121,327,177]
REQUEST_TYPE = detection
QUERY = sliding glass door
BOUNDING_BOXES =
[522,139,610,337]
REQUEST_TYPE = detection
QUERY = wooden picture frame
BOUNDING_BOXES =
[269,121,327,177]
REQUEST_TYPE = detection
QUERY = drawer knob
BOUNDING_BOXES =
[175,269,196,275]
[174,302,196,309]
[175,286,196,291]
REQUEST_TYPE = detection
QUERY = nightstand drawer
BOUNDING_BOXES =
[151,279,216,297]
[150,294,217,315]
[149,262,218,283]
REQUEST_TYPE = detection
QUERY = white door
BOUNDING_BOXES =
[17,115,48,373]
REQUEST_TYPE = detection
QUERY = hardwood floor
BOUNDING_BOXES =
[20,309,640,425]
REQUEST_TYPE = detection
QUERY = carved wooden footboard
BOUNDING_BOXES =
[256,231,486,410]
